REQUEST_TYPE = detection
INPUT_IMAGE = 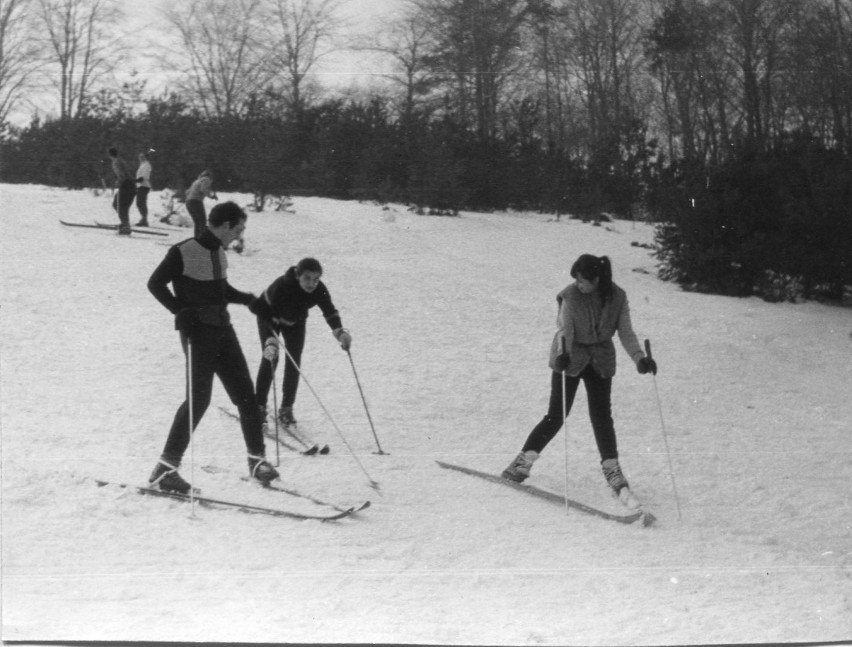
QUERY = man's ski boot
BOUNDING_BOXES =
[277,406,297,428]
[248,455,279,484]
[117,223,132,236]
[135,219,149,227]
[501,450,539,483]
[602,458,641,510]
[148,459,191,494]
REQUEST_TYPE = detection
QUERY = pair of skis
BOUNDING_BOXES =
[95,477,369,521]
[97,465,652,525]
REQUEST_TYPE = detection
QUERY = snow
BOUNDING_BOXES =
[1,183,850,645]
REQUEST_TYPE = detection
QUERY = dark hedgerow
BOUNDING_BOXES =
[650,136,852,303]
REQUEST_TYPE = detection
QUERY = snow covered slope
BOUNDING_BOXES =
[2,183,850,645]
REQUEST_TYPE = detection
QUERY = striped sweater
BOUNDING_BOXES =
[148,230,254,328]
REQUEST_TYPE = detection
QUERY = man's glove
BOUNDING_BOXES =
[553,352,571,373]
[262,337,279,361]
[175,308,201,333]
[637,356,658,375]
[334,328,352,351]
[249,296,273,320]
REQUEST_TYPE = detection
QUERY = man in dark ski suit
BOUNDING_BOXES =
[147,201,278,493]
[108,147,136,235]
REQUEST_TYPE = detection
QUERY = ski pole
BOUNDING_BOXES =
[273,334,380,491]
[186,335,196,517]
[346,349,387,455]
[270,355,280,468]
[645,339,682,521]
[561,337,569,516]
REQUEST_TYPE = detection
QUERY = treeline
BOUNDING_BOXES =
[0,93,652,218]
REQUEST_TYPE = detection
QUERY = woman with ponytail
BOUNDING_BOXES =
[501,254,657,509]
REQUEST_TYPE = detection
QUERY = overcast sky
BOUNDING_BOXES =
[122,0,403,92]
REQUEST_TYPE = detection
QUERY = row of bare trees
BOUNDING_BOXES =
[647,0,852,162]
[0,0,343,127]
[360,0,852,165]
[161,0,344,121]
[3,0,852,163]
[0,0,126,124]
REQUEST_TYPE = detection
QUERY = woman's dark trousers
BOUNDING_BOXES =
[186,199,207,237]
[136,186,150,223]
[255,319,306,411]
[522,365,619,461]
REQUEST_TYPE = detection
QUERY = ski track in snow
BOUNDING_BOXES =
[2,183,851,645]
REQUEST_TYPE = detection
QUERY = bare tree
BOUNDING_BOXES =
[551,0,647,158]
[33,0,126,120]
[0,0,42,127]
[163,0,269,119]
[358,3,440,123]
[418,0,530,141]
[262,0,346,120]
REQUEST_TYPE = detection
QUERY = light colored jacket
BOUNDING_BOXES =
[548,282,644,378]
[186,175,215,201]
[136,161,152,188]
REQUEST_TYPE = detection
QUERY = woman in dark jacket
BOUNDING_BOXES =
[254,258,352,426]
[502,254,657,509]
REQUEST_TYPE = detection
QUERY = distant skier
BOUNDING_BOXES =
[108,147,136,236]
[146,200,279,493]
[253,258,352,428]
[185,170,218,238]
[501,254,657,509]
[134,151,153,227]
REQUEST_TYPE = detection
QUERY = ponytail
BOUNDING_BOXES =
[570,254,614,302]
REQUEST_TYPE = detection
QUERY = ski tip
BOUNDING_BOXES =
[640,511,657,527]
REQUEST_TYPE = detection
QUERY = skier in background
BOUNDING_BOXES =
[134,151,153,227]
[108,147,136,235]
[253,258,352,428]
[501,254,657,509]
[185,169,217,237]
[146,200,279,493]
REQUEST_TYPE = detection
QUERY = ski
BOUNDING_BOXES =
[435,461,654,526]
[199,463,368,513]
[217,406,313,454]
[281,420,330,455]
[93,221,172,236]
[151,222,190,232]
[264,427,304,453]
[241,477,370,514]
[94,479,359,521]
[60,220,169,236]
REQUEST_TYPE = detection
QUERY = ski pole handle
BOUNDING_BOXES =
[644,338,652,360]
